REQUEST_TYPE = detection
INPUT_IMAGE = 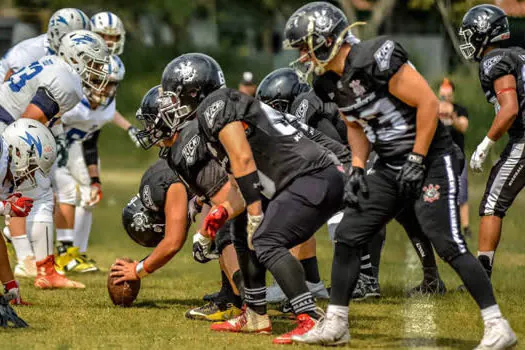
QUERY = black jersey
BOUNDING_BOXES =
[291,90,347,144]
[166,119,229,201]
[313,36,451,167]
[196,88,335,199]
[139,159,180,214]
[480,47,525,145]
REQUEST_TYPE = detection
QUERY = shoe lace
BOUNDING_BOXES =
[201,302,218,313]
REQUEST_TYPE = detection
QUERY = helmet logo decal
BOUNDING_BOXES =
[182,135,200,165]
[141,185,158,211]
[483,55,502,75]
[19,132,42,157]
[295,99,309,123]
[175,61,197,83]
[72,34,96,45]
[131,212,151,232]
[204,100,225,128]
[474,13,490,33]
[287,10,306,30]
[374,40,395,72]
[50,16,68,26]
[313,10,332,33]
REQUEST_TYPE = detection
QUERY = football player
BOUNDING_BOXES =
[459,5,523,289]
[111,86,245,321]
[0,30,109,288]
[151,53,345,344]
[283,2,516,348]
[0,8,90,82]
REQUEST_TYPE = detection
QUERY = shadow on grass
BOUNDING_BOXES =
[351,332,478,349]
[133,298,207,309]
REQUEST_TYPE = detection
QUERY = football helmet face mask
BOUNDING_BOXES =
[459,5,510,61]
[59,30,110,94]
[256,68,310,113]
[86,55,125,107]
[122,194,165,248]
[3,119,57,189]
[135,85,174,150]
[283,2,362,77]
[90,12,126,56]
[47,8,90,53]
[159,53,226,133]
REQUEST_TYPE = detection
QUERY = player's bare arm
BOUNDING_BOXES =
[20,103,48,124]
[488,74,519,141]
[388,63,438,157]
[345,119,370,169]
[209,177,246,219]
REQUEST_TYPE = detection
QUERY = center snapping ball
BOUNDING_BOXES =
[107,257,141,307]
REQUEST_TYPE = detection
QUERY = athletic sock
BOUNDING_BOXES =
[481,304,502,322]
[326,304,349,322]
[300,256,321,283]
[360,253,373,277]
[237,250,266,315]
[330,242,362,306]
[477,251,495,278]
[11,234,33,260]
[26,222,54,261]
[290,292,318,319]
[422,267,440,281]
[56,228,74,254]
[244,286,267,315]
[368,226,385,277]
[74,207,93,253]
[218,270,242,309]
[449,252,497,310]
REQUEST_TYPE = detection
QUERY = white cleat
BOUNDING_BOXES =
[14,255,37,278]
[292,313,350,346]
[475,318,517,350]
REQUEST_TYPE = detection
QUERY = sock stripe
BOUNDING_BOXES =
[290,292,312,304]
[361,254,370,261]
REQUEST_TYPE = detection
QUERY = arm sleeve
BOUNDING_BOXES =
[82,130,101,167]
[29,87,60,120]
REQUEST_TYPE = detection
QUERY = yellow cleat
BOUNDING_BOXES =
[185,302,242,322]
[55,247,99,274]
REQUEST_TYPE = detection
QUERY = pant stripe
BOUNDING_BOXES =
[444,155,466,254]
[483,143,524,215]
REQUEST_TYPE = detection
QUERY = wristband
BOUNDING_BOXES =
[407,152,425,164]
[135,260,150,278]
[235,171,262,205]
[90,177,101,185]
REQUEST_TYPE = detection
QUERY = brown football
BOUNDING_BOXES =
[107,257,141,307]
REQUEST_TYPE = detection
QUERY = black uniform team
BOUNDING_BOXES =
[112,2,520,349]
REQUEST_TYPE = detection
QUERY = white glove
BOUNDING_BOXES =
[88,181,103,208]
[192,232,219,263]
[127,126,141,148]
[470,136,495,173]
[246,213,264,251]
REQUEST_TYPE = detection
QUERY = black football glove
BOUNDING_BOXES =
[0,295,28,328]
[344,166,369,207]
[397,152,426,199]
[55,135,68,168]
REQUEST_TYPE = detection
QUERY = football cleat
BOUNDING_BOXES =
[352,273,381,300]
[407,278,447,297]
[273,313,318,345]
[185,302,242,322]
[14,256,37,278]
[475,318,517,350]
[203,290,220,302]
[55,247,99,273]
[34,255,85,289]
[292,312,350,346]
[210,306,272,334]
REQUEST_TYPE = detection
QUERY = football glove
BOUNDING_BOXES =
[471,136,495,173]
[1,193,33,217]
[202,205,228,239]
[0,295,28,328]
[188,196,203,223]
[127,126,141,148]
[397,152,426,199]
[88,178,103,207]
[344,166,369,207]
[192,232,219,264]
[55,134,68,168]
[247,213,264,250]
[3,280,29,306]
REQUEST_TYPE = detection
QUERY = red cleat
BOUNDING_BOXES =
[34,255,85,289]
[273,313,317,345]
[210,306,271,334]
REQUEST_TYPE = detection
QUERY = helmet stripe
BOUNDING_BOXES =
[77,9,87,28]
[108,12,113,26]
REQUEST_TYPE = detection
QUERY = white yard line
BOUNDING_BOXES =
[403,241,438,348]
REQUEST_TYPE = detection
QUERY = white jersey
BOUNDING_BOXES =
[0,34,52,82]
[62,97,116,145]
[0,55,82,121]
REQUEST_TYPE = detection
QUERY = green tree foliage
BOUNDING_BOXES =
[408,0,493,24]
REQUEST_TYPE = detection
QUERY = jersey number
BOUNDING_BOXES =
[8,62,44,92]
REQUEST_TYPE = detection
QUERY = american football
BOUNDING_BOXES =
[0,1,524,349]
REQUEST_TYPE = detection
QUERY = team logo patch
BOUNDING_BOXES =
[204,100,225,128]
[141,185,158,211]
[182,135,200,165]
[423,184,440,203]
[175,61,197,83]
[374,40,395,72]
[474,13,490,33]
[349,80,366,97]
[483,55,502,76]
[295,99,309,122]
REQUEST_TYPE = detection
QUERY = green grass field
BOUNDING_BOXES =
[1,154,525,349]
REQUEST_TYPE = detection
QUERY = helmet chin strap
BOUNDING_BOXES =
[307,21,367,74]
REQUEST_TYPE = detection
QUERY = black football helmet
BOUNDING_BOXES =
[159,53,226,132]
[459,5,509,61]
[135,85,169,150]
[122,194,165,248]
[255,68,310,113]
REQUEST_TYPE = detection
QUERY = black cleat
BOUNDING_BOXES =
[352,273,381,301]
[407,278,447,297]
[202,290,220,302]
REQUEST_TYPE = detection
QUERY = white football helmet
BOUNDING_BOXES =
[47,8,90,53]
[3,119,57,188]
[90,12,126,56]
[59,30,110,94]
[87,55,125,106]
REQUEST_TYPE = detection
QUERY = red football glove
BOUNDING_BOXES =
[2,193,33,217]
[3,280,31,306]
[202,205,228,239]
